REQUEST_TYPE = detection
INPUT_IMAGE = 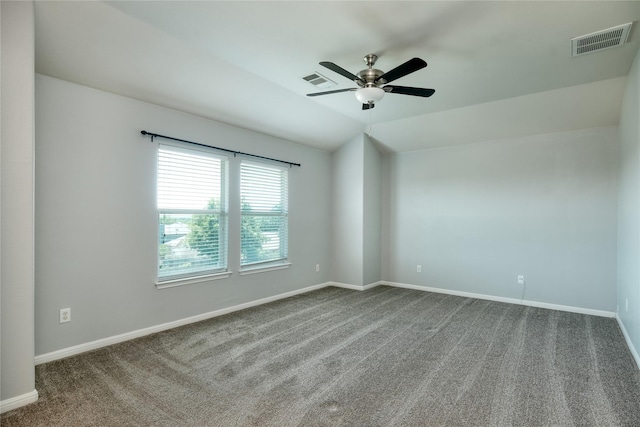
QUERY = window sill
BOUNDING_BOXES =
[156,271,232,290]
[239,262,292,276]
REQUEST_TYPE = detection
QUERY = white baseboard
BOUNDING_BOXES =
[381,281,616,318]
[328,281,363,291]
[616,314,640,370]
[35,282,331,365]
[364,281,384,290]
[329,281,383,291]
[33,279,619,366]
[0,390,38,414]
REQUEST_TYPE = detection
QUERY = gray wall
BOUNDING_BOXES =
[363,135,382,286]
[331,134,383,287]
[34,75,332,355]
[617,47,640,357]
[381,150,392,283]
[385,127,619,311]
[331,135,364,286]
[1,0,37,405]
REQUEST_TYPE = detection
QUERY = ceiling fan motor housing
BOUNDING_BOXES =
[357,68,385,87]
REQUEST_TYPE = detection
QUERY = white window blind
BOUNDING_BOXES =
[240,161,288,267]
[157,144,227,280]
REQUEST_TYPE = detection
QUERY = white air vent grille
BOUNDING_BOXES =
[571,22,633,57]
[302,72,336,89]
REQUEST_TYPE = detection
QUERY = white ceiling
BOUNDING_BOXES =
[34,1,640,152]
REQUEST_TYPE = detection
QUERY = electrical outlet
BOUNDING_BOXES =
[316,264,320,272]
[417,265,422,273]
[60,308,71,323]
[517,275,525,285]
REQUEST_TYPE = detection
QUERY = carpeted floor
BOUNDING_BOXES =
[2,286,640,426]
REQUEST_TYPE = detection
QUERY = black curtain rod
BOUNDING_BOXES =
[140,130,301,168]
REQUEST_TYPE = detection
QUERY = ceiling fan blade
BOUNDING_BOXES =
[384,85,435,97]
[320,62,363,83]
[375,58,427,84]
[307,88,356,97]
[362,103,375,110]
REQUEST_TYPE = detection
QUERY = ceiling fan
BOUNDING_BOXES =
[307,54,435,110]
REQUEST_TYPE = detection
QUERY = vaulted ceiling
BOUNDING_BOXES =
[34,1,640,152]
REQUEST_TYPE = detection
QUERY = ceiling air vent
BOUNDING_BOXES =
[571,22,633,57]
[302,72,336,89]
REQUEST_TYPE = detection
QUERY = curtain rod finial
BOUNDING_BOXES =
[141,130,154,142]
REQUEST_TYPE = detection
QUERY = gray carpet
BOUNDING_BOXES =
[2,286,640,426]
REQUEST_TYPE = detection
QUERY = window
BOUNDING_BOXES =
[157,144,228,281]
[240,161,288,269]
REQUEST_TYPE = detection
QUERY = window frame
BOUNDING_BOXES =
[239,160,290,273]
[156,142,229,285]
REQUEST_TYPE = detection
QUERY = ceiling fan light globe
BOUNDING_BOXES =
[355,87,385,104]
